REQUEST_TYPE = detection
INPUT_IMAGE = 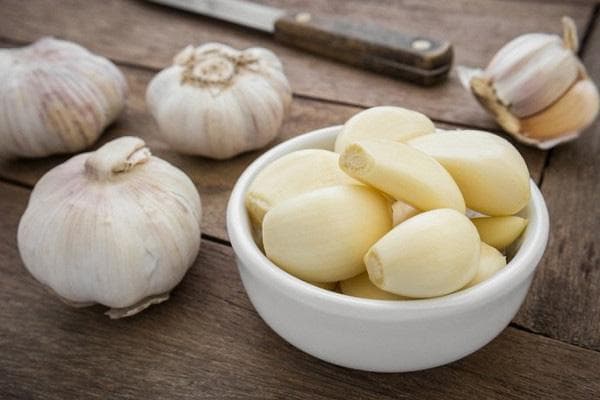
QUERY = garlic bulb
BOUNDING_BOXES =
[459,17,599,149]
[17,136,202,318]
[146,42,292,159]
[0,37,127,158]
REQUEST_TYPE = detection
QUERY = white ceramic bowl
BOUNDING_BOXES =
[227,126,549,372]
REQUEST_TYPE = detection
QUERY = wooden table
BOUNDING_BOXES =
[1,1,599,398]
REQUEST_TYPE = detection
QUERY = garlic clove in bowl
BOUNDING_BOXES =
[364,208,480,298]
[408,130,531,216]
[146,42,292,160]
[0,37,128,158]
[459,17,599,149]
[262,185,392,283]
[245,149,360,227]
[17,136,202,318]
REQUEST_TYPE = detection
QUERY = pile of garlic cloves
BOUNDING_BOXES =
[459,17,599,149]
[246,107,530,300]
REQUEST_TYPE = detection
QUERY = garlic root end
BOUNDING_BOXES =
[105,292,171,319]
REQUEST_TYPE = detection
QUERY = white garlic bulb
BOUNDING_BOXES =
[459,17,599,149]
[146,42,292,159]
[0,37,127,158]
[17,136,202,318]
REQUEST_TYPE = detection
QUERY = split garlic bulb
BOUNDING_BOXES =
[0,37,127,158]
[459,17,599,149]
[146,42,292,159]
[17,136,202,318]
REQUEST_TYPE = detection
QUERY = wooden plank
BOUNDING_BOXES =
[1,182,598,400]
[0,0,593,130]
[0,63,547,241]
[514,18,600,351]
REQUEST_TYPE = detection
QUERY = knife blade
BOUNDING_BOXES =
[146,0,452,85]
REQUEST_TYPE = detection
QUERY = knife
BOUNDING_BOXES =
[146,0,453,85]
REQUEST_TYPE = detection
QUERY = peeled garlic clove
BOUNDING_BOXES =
[262,185,392,283]
[365,209,480,298]
[340,272,407,300]
[465,17,599,149]
[464,242,506,289]
[17,137,202,318]
[472,216,528,250]
[309,281,338,291]
[245,149,360,226]
[334,106,435,153]
[339,139,465,213]
[408,130,530,216]
[392,200,419,226]
[0,37,127,158]
[520,78,599,141]
[146,42,292,159]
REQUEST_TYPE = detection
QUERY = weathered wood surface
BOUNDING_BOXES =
[514,16,600,352]
[0,0,593,129]
[1,181,599,400]
[0,0,599,397]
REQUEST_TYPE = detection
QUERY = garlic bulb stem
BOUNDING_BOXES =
[147,42,291,159]
[84,137,151,181]
[562,16,579,52]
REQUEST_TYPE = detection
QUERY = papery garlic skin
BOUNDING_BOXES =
[0,37,127,158]
[146,42,292,159]
[17,137,202,318]
[463,17,599,149]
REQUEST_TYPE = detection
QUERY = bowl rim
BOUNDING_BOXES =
[227,126,550,319]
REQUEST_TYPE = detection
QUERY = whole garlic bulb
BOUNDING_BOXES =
[0,37,127,158]
[146,42,292,159]
[459,17,599,149]
[17,136,202,318]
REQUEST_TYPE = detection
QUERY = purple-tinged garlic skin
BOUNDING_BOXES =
[0,37,127,158]
[146,42,292,160]
[460,17,599,149]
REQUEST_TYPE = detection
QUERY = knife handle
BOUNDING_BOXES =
[274,12,452,86]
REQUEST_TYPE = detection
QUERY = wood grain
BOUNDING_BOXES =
[1,181,599,400]
[0,0,593,130]
[514,17,600,351]
[0,63,547,241]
